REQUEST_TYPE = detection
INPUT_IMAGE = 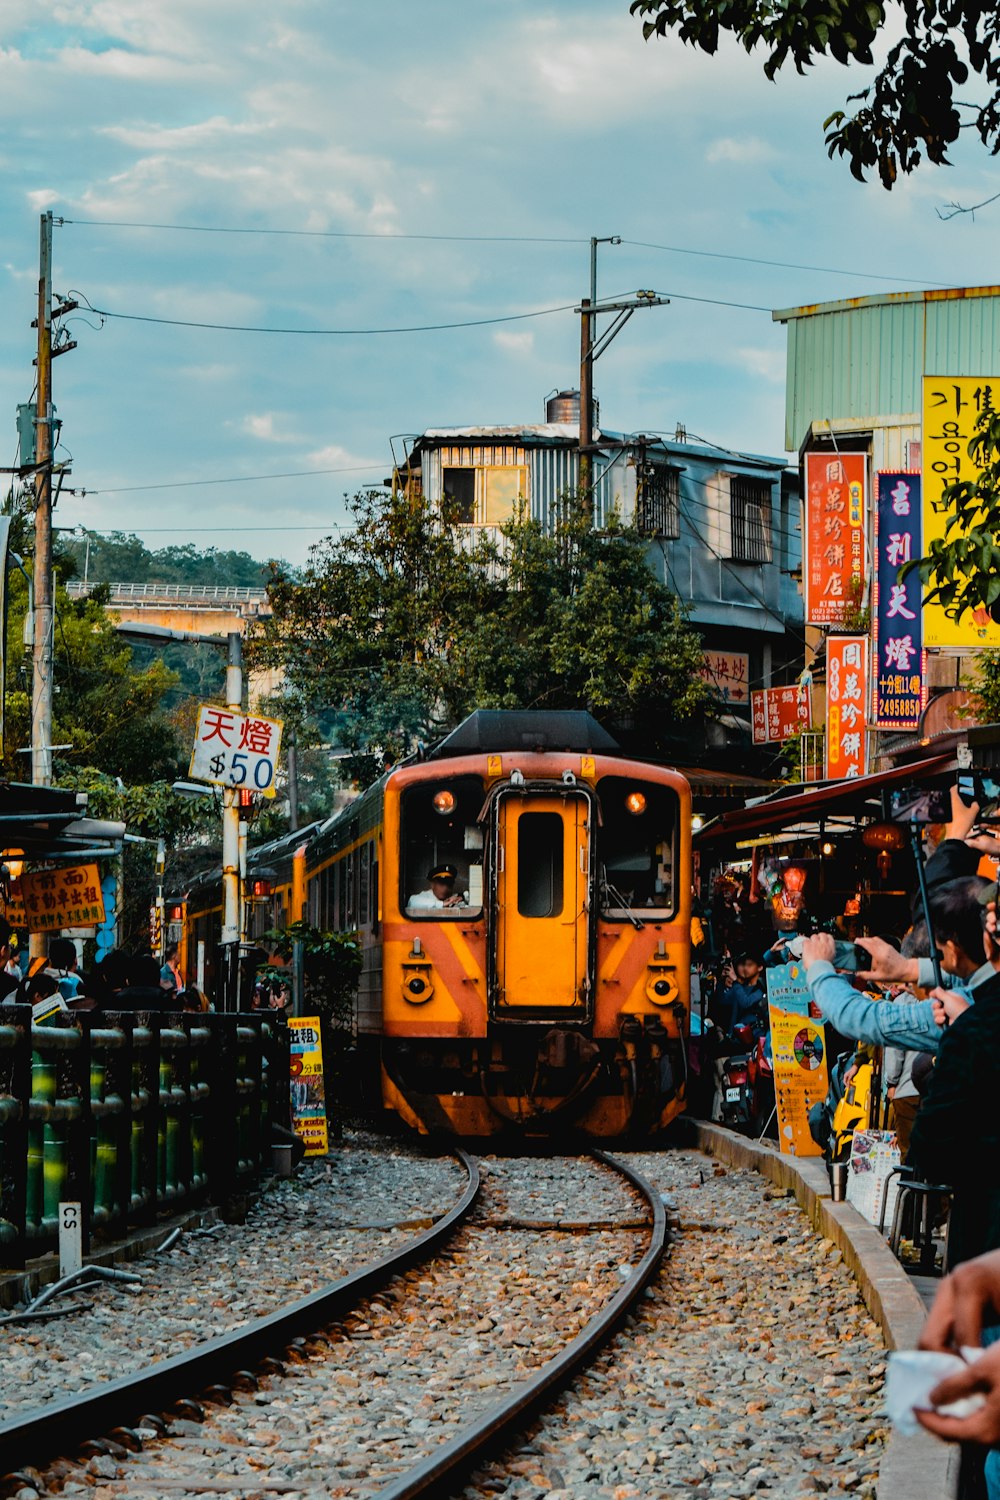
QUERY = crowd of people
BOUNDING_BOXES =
[701,782,1000,1487]
[0,928,289,1021]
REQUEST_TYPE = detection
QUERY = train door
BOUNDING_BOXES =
[492,790,593,1016]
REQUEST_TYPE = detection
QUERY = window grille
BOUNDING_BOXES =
[636,465,680,538]
[729,475,773,563]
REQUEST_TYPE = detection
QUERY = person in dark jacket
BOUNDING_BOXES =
[719,951,768,1034]
[107,954,168,1013]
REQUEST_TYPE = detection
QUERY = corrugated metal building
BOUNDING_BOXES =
[393,410,803,712]
[774,284,1000,465]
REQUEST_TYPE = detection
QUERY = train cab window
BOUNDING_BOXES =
[517,812,564,917]
[401,775,485,919]
[596,776,679,919]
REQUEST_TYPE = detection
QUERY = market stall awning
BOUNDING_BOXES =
[693,752,958,847]
[0,783,125,862]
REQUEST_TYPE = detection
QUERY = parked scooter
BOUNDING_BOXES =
[718,1017,773,1135]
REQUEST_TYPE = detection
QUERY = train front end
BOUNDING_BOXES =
[377,720,691,1138]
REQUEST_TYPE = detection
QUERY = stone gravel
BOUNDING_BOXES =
[0,1131,467,1417]
[6,1142,887,1500]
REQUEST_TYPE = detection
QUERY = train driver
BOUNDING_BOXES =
[409,862,466,910]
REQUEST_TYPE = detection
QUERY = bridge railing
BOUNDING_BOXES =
[66,582,269,604]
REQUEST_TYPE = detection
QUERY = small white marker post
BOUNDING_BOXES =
[58,1201,83,1278]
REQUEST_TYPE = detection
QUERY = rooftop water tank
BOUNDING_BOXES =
[544,389,598,427]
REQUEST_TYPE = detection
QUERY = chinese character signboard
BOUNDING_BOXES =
[699,651,750,705]
[288,1016,329,1157]
[826,636,867,780]
[750,686,811,745]
[767,962,828,1157]
[922,376,1000,649]
[20,864,106,933]
[804,452,866,627]
[873,472,925,730]
[190,706,283,798]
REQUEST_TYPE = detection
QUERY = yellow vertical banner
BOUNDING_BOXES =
[922,375,1000,648]
[288,1016,329,1157]
[767,962,828,1157]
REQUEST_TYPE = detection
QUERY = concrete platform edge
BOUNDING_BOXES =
[681,1120,960,1500]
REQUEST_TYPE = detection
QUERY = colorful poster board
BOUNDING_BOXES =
[825,636,867,780]
[699,651,750,705]
[873,472,925,730]
[922,375,1000,649]
[20,864,106,933]
[190,706,283,798]
[846,1129,901,1228]
[767,962,828,1157]
[751,685,811,745]
[288,1015,329,1157]
[804,452,866,627]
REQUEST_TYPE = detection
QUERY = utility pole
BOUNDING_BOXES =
[221,631,243,1009]
[33,212,53,792]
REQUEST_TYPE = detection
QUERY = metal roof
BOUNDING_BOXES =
[415,426,787,471]
[429,710,620,759]
[772,285,1000,452]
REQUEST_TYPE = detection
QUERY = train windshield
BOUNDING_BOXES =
[401,775,486,919]
[596,776,679,919]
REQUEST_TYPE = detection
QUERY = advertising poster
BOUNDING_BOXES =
[873,472,925,730]
[825,636,867,780]
[767,962,828,1157]
[922,376,1000,649]
[288,1016,329,1157]
[189,706,283,799]
[751,685,811,745]
[20,864,106,933]
[699,651,750,705]
[804,452,866,627]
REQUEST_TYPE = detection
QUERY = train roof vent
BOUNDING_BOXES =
[428,710,620,759]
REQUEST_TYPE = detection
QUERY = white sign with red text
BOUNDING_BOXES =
[190,706,283,798]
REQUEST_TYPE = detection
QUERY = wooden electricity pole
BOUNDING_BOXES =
[33,211,54,790]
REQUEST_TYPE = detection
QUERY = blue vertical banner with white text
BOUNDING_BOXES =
[873,472,925,731]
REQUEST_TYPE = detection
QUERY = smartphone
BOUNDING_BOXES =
[890,786,951,824]
[959,772,1000,818]
[831,941,870,971]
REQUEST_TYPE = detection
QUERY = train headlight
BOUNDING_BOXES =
[433,789,457,816]
[401,963,435,1005]
[625,790,647,815]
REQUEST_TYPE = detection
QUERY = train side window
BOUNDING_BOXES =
[517,812,564,917]
[597,776,679,919]
[359,842,371,928]
[345,850,357,929]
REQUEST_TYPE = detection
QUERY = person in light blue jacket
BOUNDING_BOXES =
[801,875,996,1052]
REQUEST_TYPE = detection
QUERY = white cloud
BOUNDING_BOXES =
[734,346,786,382]
[494,330,535,356]
[100,116,270,151]
[241,413,289,443]
[307,444,383,473]
[707,137,778,165]
[55,44,219,83]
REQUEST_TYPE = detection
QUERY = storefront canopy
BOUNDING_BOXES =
[0,783,125,862]
[693,752,957,848]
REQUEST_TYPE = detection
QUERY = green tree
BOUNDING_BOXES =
[254,488,710,779]
[59,531,286,588]
[630,0,1000,189]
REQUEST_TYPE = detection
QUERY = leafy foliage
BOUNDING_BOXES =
[629,0,1000,189]
[253,488,710,780]
[58,532,285,588]
[967,650,1000,724]
[908,406,1000,623]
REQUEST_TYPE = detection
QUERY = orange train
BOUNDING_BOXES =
[178,711,692,1138]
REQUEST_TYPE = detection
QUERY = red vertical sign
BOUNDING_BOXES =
[751,686,811,744]
[804,453,866,627]
[826,636,867,780]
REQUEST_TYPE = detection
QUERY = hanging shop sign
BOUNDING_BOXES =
[873,472,926,730]
[288,1015,329,1157]
[699,651,750,705]
[922,375,1000,649]
[190,706,283,799]
[750,685,811,745]
[804,452,866,627]
[20,864,106,933]
[766,961,828,1158]
[825,636,867,780]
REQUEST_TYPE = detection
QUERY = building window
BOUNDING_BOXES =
[636,465,680,538]
[729,475,773,563]
[443,468,475,524]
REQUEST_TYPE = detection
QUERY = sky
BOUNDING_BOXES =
[1,1,998,570]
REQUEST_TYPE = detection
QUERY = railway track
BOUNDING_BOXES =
[0,1150,666,1499]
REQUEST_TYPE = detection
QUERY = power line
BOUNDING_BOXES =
[68,463,386,496]
[60,217,954,290]
[621,238,955,290]
[84,299,580,336]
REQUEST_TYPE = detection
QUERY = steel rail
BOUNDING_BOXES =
[0,1149,479,1481]
[372,1149,668,1500]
